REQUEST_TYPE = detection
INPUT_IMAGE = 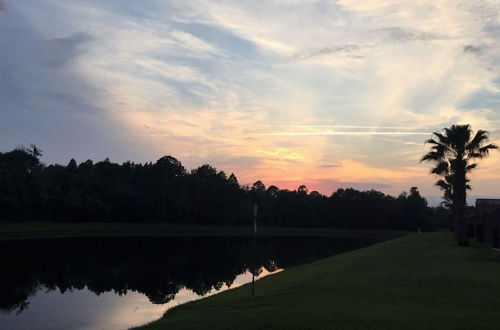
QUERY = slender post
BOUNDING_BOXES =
[252,204,258,297]
[254,204,258,233]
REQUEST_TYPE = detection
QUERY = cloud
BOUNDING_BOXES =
[371,27,449,43]
[292,44,371,60]
[0,1,5,12]
[0,28,99,115]
[0,3,144,163]
[463,45,482,54]
[40,32,93,66]
[168,30,223,58]
[291,26,449,62]
[319,163,342,168]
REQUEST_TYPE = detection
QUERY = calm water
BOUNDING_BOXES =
[0,236,379,329]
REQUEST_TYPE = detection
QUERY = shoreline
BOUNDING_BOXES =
[133,232,500,330]
[0,223,407,240]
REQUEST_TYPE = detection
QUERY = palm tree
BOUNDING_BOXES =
[421,124,497,246]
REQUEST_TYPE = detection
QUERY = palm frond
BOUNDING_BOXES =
[468,152,482,159]
[425,138,440,145]
[480,143,498,153]
[434,179,451,191]
[431,161,449,175]
[433,131,449,145]
[466,130,488,150]
[447,125,471,151]
[431,143,448,155]
[420,151,443,162]
[469,144,498,159]
[465,163,477,172]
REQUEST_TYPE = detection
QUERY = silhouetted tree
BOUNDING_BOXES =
[421,124,497,246]
[298,185,308,194]
[0,147,45,221]
[266,185,279,198]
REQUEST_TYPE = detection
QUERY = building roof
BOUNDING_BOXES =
[476,199,500,206]
[476,199,500,217]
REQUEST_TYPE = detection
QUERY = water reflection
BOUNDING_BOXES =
[0,269,278,330]
[0,236,378,329]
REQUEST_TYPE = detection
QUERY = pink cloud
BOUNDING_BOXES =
[0,1,6,12]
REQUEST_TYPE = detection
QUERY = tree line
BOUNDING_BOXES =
[0,145,449,230]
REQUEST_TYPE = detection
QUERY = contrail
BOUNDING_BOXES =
[270,131,430,136]
[281,125,421,130]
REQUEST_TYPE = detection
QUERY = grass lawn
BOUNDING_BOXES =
[134,232,500,330]
[0,222,405,240]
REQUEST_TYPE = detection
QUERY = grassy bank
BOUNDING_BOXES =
[135,232,500,330]
[0,223,406,240]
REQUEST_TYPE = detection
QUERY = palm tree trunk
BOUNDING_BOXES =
[454,164,468,246]
[454,208,468,246]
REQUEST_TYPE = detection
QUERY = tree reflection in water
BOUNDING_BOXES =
[0,236,378,314]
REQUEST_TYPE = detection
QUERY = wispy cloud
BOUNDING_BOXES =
[463,45,482,54]
[371,27,450,43]
[292,44,373,60]
[319,163,342,168]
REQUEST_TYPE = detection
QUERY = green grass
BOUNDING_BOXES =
[0,222,406,240]
[135,232,500,330]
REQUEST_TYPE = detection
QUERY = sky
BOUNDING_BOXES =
[1,0,500,203]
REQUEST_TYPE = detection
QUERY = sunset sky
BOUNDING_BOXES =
[1,0,500,203]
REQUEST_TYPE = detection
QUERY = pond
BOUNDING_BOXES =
[0,235,380,329]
